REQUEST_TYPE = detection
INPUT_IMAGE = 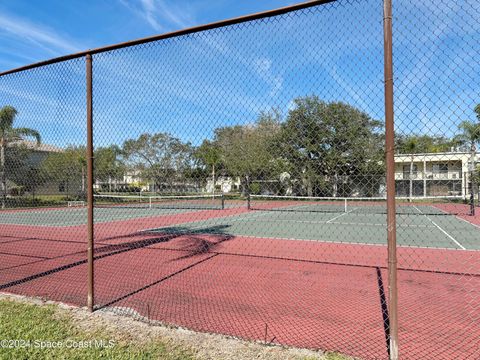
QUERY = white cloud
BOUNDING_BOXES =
[0,13,82,55]
[139,0,162,30]
[152,0,193,29]
[198,37,284,99]
[120,0,194,32]
[253,57,283,98]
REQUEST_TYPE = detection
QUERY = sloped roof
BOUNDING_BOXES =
[10,140,63,153]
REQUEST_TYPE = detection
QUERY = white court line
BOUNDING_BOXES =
[431,204,480,231]
[413,205,466,250]
[188,212,437,228]
[228,209,290,222]
[256,219,435,228]
[216,216,436,228]
[139,204,470,251]
[326,209,354,223]
[451,215,480,230]
[138,223,479,252]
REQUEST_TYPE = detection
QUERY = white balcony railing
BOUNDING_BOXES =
[395,171,462,180]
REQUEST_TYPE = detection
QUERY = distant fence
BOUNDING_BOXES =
[0,1,479,359]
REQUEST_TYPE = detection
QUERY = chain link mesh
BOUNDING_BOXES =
[0,0,478,359]
[0,58,87,306]
[393,1,480,358]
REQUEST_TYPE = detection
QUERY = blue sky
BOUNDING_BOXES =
[0,0,303,71]
[0,0,479,148]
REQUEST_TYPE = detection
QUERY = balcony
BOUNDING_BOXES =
[395,172,422,180]
[427,171,462,180]
[395,171,462,180]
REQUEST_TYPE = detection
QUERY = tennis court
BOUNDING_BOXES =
[2,195,478,250]
[142,196,480,251]
[2,0,480,358]
[0,194,226,227]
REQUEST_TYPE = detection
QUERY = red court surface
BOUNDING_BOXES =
[1,208,479,359]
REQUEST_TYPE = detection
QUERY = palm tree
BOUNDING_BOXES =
[403,137,419,200]
[0,106,41,209]
[474,104,480,122]
[455,120,480,200]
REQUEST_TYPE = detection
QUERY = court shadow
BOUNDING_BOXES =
[141,224,234,260]
[376,267,391,358]
[0,224,234,294]
[94,224,235,310]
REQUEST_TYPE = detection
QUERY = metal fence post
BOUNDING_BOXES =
[383,0,399,359]
[86,53,94,312]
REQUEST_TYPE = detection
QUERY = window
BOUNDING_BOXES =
[432,163,448,173]
[58,181,66,192]
[403,164,417,174]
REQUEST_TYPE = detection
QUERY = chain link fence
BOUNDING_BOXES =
[0,0,478,359]
[393,1,480,358]
[0,59,88,306]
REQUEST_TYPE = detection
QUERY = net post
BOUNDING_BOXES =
[247,193,251,210]
[344,198,347,213]
[470,190,475,217]
[221,193,225,210]
[383,0,399,359]
[86,53,94,313]
[469,169,475,216]
[149,196,153,209]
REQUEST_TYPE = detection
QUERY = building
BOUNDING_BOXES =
[394,151,479,198]
[206,176,241,193]
[19,140,63,165]
[6,140,66,196]
[94,170,147,192]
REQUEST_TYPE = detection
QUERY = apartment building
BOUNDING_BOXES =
[394,151,478,198]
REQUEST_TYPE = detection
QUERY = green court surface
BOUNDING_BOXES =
[144,209,480,251]
[2,203,479,250]
[0,207,191,227]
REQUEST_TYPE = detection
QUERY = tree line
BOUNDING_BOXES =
[1,97,479,206]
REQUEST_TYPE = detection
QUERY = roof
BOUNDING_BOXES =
[395,151,473,157]
[10,140,63,153]
[394,151,479,163]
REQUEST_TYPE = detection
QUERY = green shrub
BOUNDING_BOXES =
[249,182,261,195]
[9,186,25,196]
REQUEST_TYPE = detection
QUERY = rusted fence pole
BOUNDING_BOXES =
[383,0,399,359]
[86,54,94,312]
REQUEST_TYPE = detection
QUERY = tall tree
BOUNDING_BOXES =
[22,167,46,199]
[213,110,285,195]
[195,140,222,193]
[0,106,41,208]
[396,134,455,153]
[122,133,194,192]
[94,145,125,192]
[454,118,480,197]
[280,96,383,197]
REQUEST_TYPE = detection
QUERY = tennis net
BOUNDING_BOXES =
[94,194,225,210]
[248,194,473,216]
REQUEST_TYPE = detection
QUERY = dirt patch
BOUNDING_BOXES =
[0,293,350,360]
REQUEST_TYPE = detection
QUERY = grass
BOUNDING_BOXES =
[3,195,69,209]
[0,299,195,359]
[0,298,352,360]
[323,354,353,360]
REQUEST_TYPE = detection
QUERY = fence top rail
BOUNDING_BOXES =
[0,0,335,77]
